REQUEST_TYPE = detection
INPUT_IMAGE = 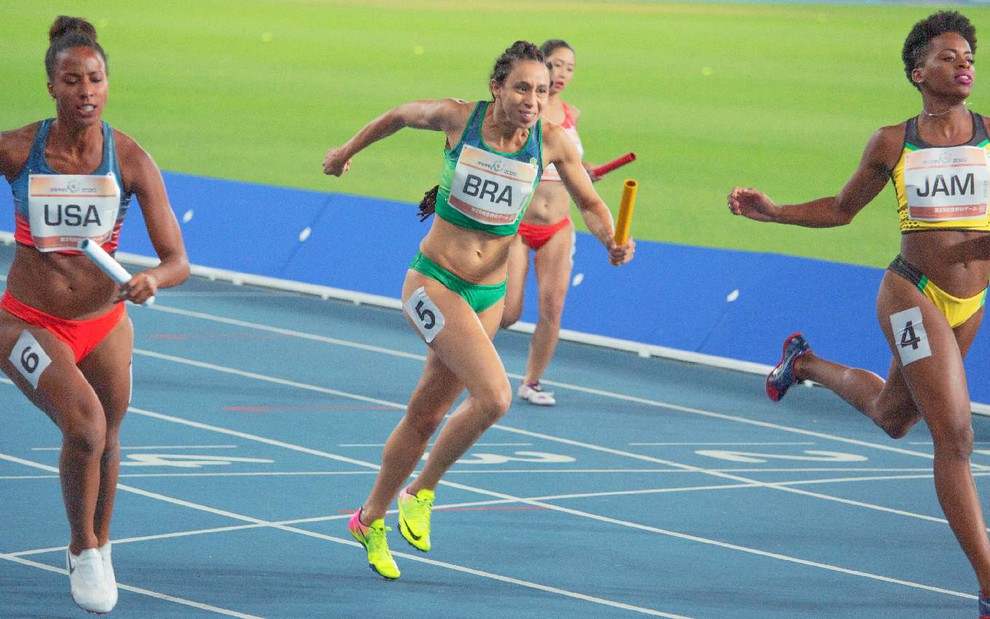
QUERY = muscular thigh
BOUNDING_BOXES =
[0,312,102,429]
[78,314,134,428]
[876,271,972,420]
[401,271,507,397]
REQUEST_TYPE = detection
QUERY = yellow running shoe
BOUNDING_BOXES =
[398,487,434,552]
[347,510,400,580]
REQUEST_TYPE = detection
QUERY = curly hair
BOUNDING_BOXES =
[45,16,108,79]
[902,11,975,90]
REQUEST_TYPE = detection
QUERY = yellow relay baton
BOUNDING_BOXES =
[614,179,638,245]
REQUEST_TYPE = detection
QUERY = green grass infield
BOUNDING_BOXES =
[3,1,988,267]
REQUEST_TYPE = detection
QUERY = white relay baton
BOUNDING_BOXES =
[78,239,155,306]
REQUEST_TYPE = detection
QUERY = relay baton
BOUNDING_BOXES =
[614,179,638,246]
[591,152,636,178]
[78,239,155,306]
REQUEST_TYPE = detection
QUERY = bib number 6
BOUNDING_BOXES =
[8,330,52,389]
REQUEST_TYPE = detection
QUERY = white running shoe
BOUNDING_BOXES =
[517,382,556,406]
[67,548,114,614]
[98,542,118,610]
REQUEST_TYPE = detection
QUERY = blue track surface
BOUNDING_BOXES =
[1,242,988,618]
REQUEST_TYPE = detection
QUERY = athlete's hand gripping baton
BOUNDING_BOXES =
[614,179,638,246]
[78,239,155,306]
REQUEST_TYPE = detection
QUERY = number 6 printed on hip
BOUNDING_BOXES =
[8,330,52,389]
[403,286,446,344]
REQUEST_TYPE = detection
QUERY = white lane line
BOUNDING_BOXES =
[144,305,426,361]
[32,445,238,451]
[631,442,817,446]
[0,551,264,618]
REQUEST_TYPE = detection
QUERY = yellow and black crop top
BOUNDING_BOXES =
[891,112,990,232]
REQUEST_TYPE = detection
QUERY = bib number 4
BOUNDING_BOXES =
[889,306,931,365]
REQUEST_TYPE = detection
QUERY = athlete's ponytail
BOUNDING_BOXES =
[418,185,439,222]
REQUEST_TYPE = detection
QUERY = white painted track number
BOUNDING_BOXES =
[403,287,445,343]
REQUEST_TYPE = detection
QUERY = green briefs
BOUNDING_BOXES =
[409,252,506,314]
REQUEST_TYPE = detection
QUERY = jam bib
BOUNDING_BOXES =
[904,145,990,222]
[447,145,538,226]
[27,174,120,251]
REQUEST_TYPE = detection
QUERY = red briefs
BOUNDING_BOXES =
[518,217,571,251]
[1,291,126,363]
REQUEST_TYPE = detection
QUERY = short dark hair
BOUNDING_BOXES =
[902,11,975,90]
[45,15,108,80]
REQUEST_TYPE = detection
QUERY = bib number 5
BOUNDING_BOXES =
[403,287,446,344]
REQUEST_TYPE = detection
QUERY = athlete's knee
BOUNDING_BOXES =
[877,412,921,440]
[931,417,975,460]
[61,416,107,458]
[539,280,569,315]
[101,432,122,463]
[476,382,513,425]
[538,294,566,324]
[500,311,520,329]
[871,394,921,439]
[500,303,522,329]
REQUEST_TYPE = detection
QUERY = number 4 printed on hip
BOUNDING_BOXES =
[890,306,931,366]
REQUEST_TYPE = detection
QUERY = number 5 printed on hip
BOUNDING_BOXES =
[404,286,446,344]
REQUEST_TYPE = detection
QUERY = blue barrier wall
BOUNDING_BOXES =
[3,171,987,405]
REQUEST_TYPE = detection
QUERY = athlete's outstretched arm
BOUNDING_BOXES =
[323,99,470,176]
[728,125,903,227]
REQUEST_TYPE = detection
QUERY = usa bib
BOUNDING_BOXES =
[27,173,121,252]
